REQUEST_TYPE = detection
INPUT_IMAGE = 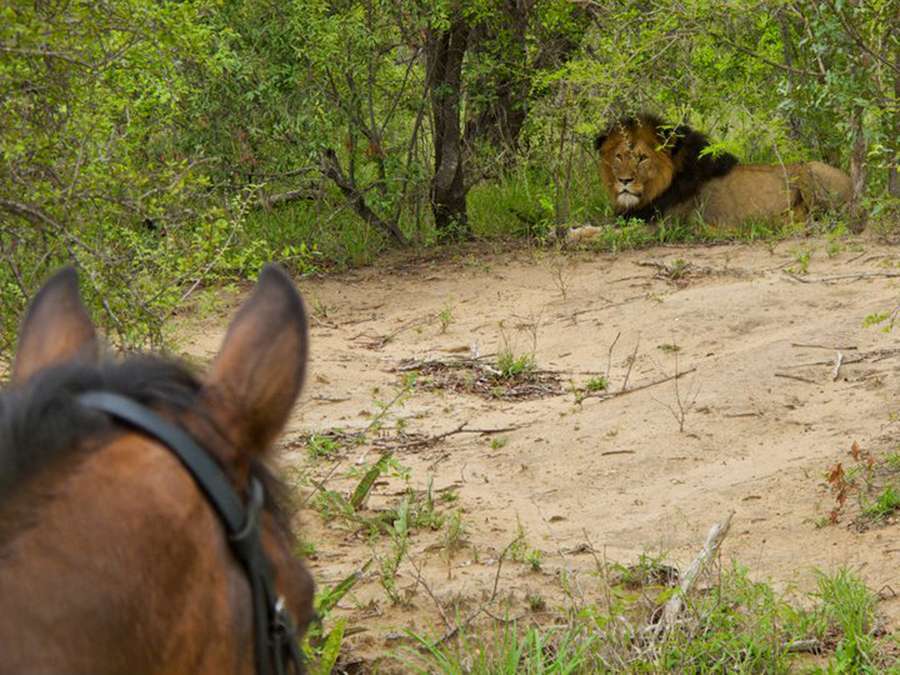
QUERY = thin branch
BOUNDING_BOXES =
[620,336,641,392]
[652,511,734,637]
[585,367,697,403]
[320,149,408,245]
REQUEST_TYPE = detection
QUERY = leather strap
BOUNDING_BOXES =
[78,391,302,675]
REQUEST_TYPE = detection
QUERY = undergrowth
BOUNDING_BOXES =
[400,563,896,674]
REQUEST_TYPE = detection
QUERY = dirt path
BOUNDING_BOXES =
[179,238,899,667]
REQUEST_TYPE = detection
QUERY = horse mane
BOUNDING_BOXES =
[0,356,292,538]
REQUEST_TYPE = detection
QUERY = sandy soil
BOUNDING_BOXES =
[179,237,899,669]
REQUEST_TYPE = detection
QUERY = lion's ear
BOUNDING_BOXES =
[593,132,608,151]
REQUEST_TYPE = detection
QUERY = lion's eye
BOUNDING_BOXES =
[638,154,647,163]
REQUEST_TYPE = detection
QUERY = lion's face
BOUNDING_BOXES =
[598,124,674,212]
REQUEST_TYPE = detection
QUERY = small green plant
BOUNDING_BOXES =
[826,239,844,257]
[669,258,689,279]
[490,436,508,450]
[885,451,900,470]
[657,343,681,353]
[442,509,467,554]
[585,375,608,392]
[306,433,340,459]
[862,309,897,332]
[790,247,812,274]
[815,568,880,672]
[862,486,900,521]
[294,537,317,558]
[378,496,412,605]
[526,593,547,612]
[496,349,536,379]
[508,518,529,562]
[526,548,543,572]
[302,562,368,672]
[551,257,570,300]
[437,305,454,333]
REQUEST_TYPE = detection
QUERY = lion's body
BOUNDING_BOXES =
[668,162,851,226]
[589,115,851,230]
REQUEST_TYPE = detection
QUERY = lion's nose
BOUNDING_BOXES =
[619,177,634,186]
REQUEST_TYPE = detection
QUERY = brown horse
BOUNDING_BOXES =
[0,265,314,674]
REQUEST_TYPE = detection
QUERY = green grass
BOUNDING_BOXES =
[584,376,608,392]
[467,165,608,240]
[863,485,900,522]
[496,349,536,379]
[238,158,857,287]
[814,568,882,673]
[397,564,894,674]
[242,199,388,272]
[306,433,341,459]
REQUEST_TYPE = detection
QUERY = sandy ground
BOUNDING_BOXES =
[179,237,899,669]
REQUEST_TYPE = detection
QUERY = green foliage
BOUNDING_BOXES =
[862,486,900,522]
[306,434,341,460]
[405,563,893,673]
[496,349,536,379]
[0,0,232,359]
[815,568,880,672]
[4,0,897,361]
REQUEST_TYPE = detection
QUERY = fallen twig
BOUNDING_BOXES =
[434,538,518,646]
[652,511,734,636]
[584,367,697,403]
[299,460,345,509]
[353,315,431,350]
[791,342,858,351]
[601,450,636,456]
[775,373,817,384]
[382,422,522,453]
[784,270,900,284]
[606,331,621,381]
[621,337,641,392]
[784,638,821,654]
[831,351,844,381]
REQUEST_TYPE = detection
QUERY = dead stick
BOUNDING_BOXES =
[775,373,817,384]
[620,336,640,392]
[831,351,844,381]
[408,555,452,630]
[785,270,900,283]
[606,331,621,380]
[655,511,734,635]
[782,356,864,369]
[434,538,517,646]
[601,450,636,456]
[785,639,821,654]
[791,342,858,351]
[387,423,523,452]
[587,368,697,402]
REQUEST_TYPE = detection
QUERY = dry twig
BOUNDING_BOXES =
[652,511,734,636]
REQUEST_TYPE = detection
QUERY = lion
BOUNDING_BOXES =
[569,114,850,242]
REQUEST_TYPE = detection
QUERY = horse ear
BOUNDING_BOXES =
[13,267,98,385]
[204,264,308,456]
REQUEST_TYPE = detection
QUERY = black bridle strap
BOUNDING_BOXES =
[78,392,247,532]
[77,391,302,675]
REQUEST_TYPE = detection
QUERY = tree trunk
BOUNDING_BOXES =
[426,14,471,240]
[848,105,867,232]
